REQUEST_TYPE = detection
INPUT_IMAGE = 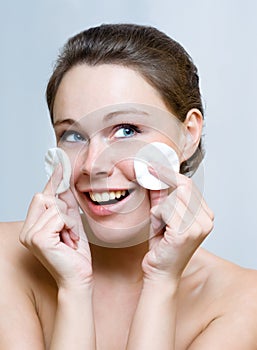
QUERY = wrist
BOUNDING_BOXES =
[57,273,94,291]
[58,281,94,298]
[143,274,180,295]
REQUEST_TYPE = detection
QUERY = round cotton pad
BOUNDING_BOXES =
[134,142,179,190]
[44,147,72,194]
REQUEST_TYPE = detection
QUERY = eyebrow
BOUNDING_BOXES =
[53,118,80,127]
[53,108,150,127]
[103,108,150,121]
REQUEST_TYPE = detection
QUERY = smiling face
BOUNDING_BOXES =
[53,64,186,247]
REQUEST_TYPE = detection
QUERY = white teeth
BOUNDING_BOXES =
[109,192,115,200]
[91,193,96,201]
[89,190,128,203]
[102,192,109,201]
[94,193,102,202]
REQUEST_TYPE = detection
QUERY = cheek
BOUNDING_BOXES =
[116,159,137,182]
[65,151,84,189]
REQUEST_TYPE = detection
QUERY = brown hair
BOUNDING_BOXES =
[46,23,204,176]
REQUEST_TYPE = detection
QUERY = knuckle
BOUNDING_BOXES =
[189,221,203,238]
[19,226,32,247]
[19,232,26,246]
[33,192,45,203]
[30,231,43,248]
[32,193,56,208]
[205,219,214,235]
[209,209,215,221]
[56,199,68,213]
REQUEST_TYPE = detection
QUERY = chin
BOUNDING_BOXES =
[81,212,151,248]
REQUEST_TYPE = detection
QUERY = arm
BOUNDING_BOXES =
[128,284,257,350]
[0,290,46,350]
[127,167,214,350]
[0,246,45,349]
[19,167,96,349]
[0,220,96,350]
[126,279,178,350]
[50,286,95,349]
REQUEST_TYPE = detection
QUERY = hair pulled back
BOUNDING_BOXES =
[46,23,204,176]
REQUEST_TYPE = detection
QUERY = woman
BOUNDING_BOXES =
[1,24,257,349]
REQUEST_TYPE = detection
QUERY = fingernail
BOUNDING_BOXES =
[70,230,80,241]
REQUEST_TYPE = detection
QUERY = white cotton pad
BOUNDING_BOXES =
[134,142,179,190]
[44,147,71,194]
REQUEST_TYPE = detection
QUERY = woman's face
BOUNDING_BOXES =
[53,64,185,247]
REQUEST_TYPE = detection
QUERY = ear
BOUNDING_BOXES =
[181,108,203,162]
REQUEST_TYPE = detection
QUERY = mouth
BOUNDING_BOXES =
[86,189,131,206]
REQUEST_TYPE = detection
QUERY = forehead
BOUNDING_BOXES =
[53,64,169,123]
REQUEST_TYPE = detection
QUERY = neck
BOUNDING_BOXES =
[90,241,148,285]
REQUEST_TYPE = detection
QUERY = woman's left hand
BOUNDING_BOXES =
[142,163,214,284]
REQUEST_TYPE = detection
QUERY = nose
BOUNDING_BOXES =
[79,138,114,178]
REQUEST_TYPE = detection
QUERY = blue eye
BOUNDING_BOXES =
[114,124,141,138]
[61,130,86,143]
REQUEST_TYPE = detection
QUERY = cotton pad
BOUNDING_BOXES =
[44,147,71,194]
[134,142,179,190]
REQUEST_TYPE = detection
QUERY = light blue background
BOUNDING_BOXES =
[1,0,257,268]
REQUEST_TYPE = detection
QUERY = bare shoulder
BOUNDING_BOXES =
[0,221,55,287]
[0,222,56,348]
[0,221,38,289]
[0,221,33,273]
[189,248,257,348]
[0,221,57,305]
[0,221,26,267]
[201,248,257,298]
[193,248,257,308]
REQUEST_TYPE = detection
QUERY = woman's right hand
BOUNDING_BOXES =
[20,165,93,289]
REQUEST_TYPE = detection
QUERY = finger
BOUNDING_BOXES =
[27,214,68,250]
[58,188,79,214]
[148,173,186,235]
[175,179,214,222]
[150,169,213,224]
[36,208,77,235]
[151,200,199,242]
[148,162,183,188]
[60,230,79,249]
[22,193,68,231]
[21,205,62,244]
[58,189,85,238]
[150,190,181,234]
[150,186,203,234]
[199,197,214,220]
[49,188,85,242]
[149,188,169,209]
[22,194,56,234]
[148,161,212,215]
[23,202,77,246]
[43,163,63,196]
[152,186,214,238]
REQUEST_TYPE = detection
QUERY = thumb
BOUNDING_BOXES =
[149,189,168,237]
[149,188,168,209]
[59,189,88,236]
[59,188,80,215]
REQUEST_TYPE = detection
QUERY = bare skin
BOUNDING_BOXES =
[1,64,257,349]
[1,221,257,349]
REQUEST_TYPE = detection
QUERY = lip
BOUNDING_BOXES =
[79,186,134,192]
[78,188,136,217]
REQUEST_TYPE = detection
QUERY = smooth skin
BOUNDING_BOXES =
[1,64,257,349]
